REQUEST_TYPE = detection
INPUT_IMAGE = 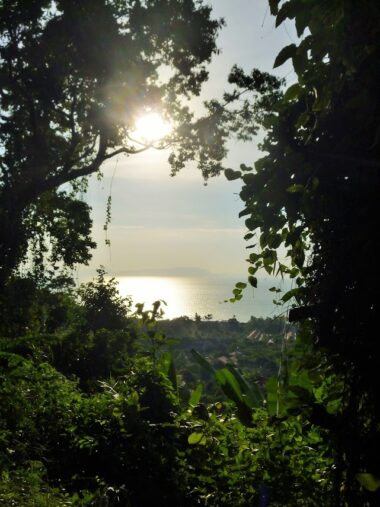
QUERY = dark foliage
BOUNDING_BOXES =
[0,0,223,281]
[213,1,380,503]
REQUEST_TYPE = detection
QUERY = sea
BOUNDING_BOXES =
[114,275,289,321]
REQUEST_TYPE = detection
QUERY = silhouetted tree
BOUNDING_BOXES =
[0,0,222,281]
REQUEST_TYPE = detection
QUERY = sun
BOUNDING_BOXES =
[132,112,172,144]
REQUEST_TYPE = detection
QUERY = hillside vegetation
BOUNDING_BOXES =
[0,272,332,506]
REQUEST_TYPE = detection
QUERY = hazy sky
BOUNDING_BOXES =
[79,1,296,280]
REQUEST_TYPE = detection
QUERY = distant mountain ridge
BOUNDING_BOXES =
[114,267,214,277]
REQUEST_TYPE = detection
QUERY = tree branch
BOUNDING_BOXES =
[102,145,151,159]
[32,132,108,198]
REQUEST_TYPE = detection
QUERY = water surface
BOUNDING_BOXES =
[116,275,286,321]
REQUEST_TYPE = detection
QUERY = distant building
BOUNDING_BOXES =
[247,329,261,340]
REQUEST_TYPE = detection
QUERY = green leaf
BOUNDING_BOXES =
[356,473,380,492]
[249,252,261,263]
[281,288,300,303]
[269,0,280,16]
[283,83,301,101]
[263,249,277,263]
[189,384,203,408]
[261,114,279,129]
[224,168,241,181]
[242,174,255,186]
[245,217,261,230]
[273,44,297,68]
[295,111,310,128]
[248,276,258,288]
[295,9,309,37]
[239,208,251,218]
[290,370,313,392]
[188,432,206,445]
[240,163,253,172]
[276,1,297,26]
[266,376,280,416]
[292,48,308,75]
[235,282,247,289]
[160,352,177,391]
[288,385,313,402]
[226,364,264,408]
[215,368,244,405]
[287,184,304,193]
[311,177,319,191]
[263,260,273,275]
[267,233,282,249]
[312,91,331,112]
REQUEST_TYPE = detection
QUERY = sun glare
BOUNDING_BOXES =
[133,112,172,144]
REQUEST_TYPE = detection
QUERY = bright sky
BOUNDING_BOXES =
[79,0,296,280]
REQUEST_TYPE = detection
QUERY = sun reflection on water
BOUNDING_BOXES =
[117,276,189,319]
[116,275,280,321]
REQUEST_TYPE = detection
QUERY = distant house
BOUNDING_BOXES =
[247,329,272,342]
[247,329,261,340]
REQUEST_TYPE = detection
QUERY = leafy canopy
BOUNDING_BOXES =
[213,1,380,503]
[0,0,223,279]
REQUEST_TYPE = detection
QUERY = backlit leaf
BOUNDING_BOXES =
[188,432,206,445]
[356,473,380,492]
[274,44,297,68]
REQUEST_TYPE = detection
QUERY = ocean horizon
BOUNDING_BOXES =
[111,274,289,322]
